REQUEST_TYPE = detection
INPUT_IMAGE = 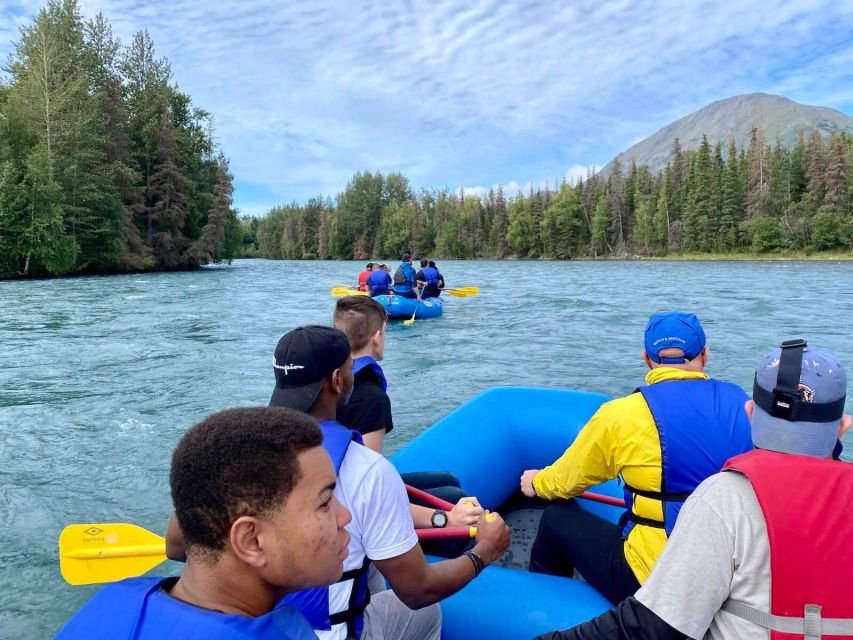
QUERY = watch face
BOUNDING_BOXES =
[432,510,448,528]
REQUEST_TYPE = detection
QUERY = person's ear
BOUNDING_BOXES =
[744,399,754,420]
[839,414,852,439]
[700,346,709,366]
[371,329,382,346]
[230,516,266,568]
[642,351,654,370]
[330,369,343,395]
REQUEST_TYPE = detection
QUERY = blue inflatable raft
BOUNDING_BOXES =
[390,386,624,639]
[375,294,443,320]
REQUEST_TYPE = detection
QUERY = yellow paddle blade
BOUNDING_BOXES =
[443,289,468,298]
[453,286,479,295]
[331,288,367,297]
[59,523,166,586]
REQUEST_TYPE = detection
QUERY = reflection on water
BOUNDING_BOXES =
[2,258,853,638]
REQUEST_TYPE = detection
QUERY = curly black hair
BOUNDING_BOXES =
[170,407,323,558]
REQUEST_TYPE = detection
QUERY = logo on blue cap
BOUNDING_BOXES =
[644,312,707,364]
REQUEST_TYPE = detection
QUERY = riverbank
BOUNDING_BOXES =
[648,251,853,261]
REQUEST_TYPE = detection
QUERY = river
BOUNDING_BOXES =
[2,258,852,638]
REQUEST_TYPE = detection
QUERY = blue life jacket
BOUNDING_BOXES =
[420,267,441,298]
[281,420,370,638]
[353,356,387,392]
[392,263,416,293]
[54,576,318,640]
[622,379,753,537]
[420,267,440,286]
[368,270,391,296]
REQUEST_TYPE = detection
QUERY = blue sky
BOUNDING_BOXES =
[2,0,852,216]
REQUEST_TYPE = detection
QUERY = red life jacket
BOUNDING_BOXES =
[722,449,853,639]
[357,270,370,292]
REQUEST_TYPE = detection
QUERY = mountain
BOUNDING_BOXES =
[603,93,853,175]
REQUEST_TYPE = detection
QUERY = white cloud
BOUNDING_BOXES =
[0,0,851,212]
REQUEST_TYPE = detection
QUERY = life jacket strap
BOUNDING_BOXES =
[623,483,693,502]
[626,513,666,529]
[721,600,853,638]
[329,557,371,638]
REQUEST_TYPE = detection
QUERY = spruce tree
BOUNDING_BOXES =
[719,143,742,251]
[607,157,625,252]
[806,129,825,206]
[824,133,848,208]
[746,128,769,218]
[146,106,189,267]
[494,186,508,258]
[591,194,610,257]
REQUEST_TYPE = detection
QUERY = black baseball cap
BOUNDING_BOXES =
[401,253,411,261]
[270,326,351,412]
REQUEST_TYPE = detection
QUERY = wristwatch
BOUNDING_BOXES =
[431,509,448,528]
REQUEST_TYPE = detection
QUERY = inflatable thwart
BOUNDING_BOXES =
[374,294,443,320]
[390,386,624,639]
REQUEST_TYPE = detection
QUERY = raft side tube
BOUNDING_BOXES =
[391,386,623,518]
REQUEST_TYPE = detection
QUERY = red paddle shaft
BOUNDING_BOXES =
[405,484,625,510]
[417,527,474,541]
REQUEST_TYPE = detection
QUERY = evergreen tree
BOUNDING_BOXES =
[146,106,189,267]
[607,157,625,252]
[494,186,508,258]
[188,158,233,264]
[824,133,848,208]
[806,129,825,206]
[718,141,743,250]
[789,130,808,202]
[0,147,78,274]
[653,171,671,252]
[591,194,610,257]
[746,128,768,218]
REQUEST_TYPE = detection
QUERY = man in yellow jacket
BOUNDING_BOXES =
[520,311,752,604]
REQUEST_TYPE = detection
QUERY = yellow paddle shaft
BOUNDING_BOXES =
[63,543,166,560]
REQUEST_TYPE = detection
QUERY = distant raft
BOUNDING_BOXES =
[391,387,625,639]
[374,294,443,319]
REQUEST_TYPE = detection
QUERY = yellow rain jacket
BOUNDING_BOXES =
[533,367,709,583]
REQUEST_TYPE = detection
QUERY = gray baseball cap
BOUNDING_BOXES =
[751,341,847,457]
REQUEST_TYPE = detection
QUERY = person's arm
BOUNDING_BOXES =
[361,429,386,452]
[373,511,509,609]
[533,597,687,640]
[165,512,186,562]
[357,456,509,608]
[409,496,484,528]
[521,403,621,500]
[342,387,393,453]
[408,269,421,299]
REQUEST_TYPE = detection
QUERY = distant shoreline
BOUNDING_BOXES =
[4,253,853,281]
[643,251,853,261]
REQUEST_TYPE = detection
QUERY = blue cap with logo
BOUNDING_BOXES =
[644,311,707,364]
[751,341,846,458]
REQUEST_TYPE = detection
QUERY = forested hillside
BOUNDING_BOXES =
[247,128,852,260]
[0,0,240,278]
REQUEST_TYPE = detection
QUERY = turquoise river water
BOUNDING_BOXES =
[2,258,853,638]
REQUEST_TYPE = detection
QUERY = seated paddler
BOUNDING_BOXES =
[519,311,753,603]
[56,407,352,639]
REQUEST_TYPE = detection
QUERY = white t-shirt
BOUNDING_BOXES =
[636,472,771,640]
[319,441,418,640]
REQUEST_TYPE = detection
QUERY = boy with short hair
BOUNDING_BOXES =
[57,407,352,640]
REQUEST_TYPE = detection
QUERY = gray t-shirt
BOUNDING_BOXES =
[635,472,771,640]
